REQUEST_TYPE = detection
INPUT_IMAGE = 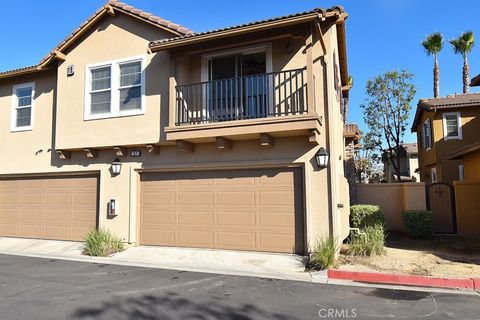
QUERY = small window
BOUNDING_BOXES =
[85,56,144,120]
[11,83,35,131]
[423,119,432,150]
[431,167,437,183]
[442,112,462,140]
[459,164,464,181]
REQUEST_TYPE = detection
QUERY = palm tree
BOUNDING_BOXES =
[450,31,475,94]
[422,32,443,98]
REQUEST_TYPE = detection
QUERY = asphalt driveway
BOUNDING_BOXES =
[0,254,478,320]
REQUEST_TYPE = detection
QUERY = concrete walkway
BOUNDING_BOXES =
[0,237,313,282]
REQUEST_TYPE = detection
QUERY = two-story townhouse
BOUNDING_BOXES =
[382,143,419,183]
[412,94,480,185]
[0,0,351,254]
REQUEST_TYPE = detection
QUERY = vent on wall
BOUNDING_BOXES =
[67,65,75,76]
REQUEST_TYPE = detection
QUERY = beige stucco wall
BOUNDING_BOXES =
[55,14,173,149]
[356,183,426,231]
[0,13,349,252]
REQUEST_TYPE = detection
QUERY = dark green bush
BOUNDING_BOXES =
[350,204,385,229]
[402,210,434,238]
[306,236,338,271]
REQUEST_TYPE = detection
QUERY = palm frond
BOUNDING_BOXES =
[450,31,475,56]
[422,32,443,55]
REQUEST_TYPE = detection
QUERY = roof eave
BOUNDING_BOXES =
[149,11,341,52]
[0,66,46,80]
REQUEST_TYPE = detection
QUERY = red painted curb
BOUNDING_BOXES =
[327,269,478,290]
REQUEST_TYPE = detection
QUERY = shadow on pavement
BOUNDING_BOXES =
[71,291,297,320]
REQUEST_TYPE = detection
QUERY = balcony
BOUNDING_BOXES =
[165,68,321,143]
[175,68,307,125]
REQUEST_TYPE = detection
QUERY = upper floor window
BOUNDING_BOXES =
[85,56,145,120]
[11,83,35,132]
[423,119,432,150]
[431,167,437,183]
[442,112,462,140]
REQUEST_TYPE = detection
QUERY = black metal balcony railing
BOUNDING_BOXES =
[175,68,307,126]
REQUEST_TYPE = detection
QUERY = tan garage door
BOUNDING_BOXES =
[0,175,98,241]
[140,168,304,253]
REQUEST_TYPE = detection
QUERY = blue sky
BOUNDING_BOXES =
[1,0,479,142]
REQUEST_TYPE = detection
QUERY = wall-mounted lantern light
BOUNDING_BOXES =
[285,41,293,54]
[315,147,329,169]
[111,158,122,176]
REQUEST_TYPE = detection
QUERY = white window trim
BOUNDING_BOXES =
[84,55,146,121]
[11,82,35,132]
[423,119,432,151]
[442,111,462,140]
[431,167,437,183]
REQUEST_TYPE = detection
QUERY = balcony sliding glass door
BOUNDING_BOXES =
[207,51,268,120]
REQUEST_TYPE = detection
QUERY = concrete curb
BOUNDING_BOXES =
[328,269,480,291]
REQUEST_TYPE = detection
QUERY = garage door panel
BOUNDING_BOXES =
[259,233,296,251]
[47,178,73,189]
[178,192,213,205]
[20,208,45,222]
[178,230,213,247]
[142,209,175,225]
[217,191,255,206]
[260,212,295,228]
[21,179,46,190]
[178,210,213,226]
[21,193,45,205]
[46,209,71,223]
[45,225,70,240]
[19,223,44,238]
[0,175,98,241]
[47,193,73,206]
[142,228,175,245]
[73,191,97,207]
[0,208,19,220]
[143,191,175,206]
[216,210,256,227]
[141,168,304,253]
[217,231,256,250]
[0,223,18,236]
[259,191,294,206]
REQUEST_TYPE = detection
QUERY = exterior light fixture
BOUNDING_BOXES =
[285,41,293,54]
[111,158,122,176]
[315,147,329,169]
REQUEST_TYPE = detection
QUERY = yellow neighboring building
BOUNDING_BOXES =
[412,94,480,185]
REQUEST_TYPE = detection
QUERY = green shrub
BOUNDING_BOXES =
[348,226,385,257]
[350,204,385,229]
[402,210,434,238]
[83,228,125,257]
[307,236,338,270]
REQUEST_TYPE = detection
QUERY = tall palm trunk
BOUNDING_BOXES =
[433,55,440,97]
[463,55,469,94]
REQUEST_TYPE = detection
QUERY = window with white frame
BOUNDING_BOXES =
[85,56,144,120]
[423,119,432,150]
[442,112,462,140]
[11,83,35,131]
[431,167,437,183]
